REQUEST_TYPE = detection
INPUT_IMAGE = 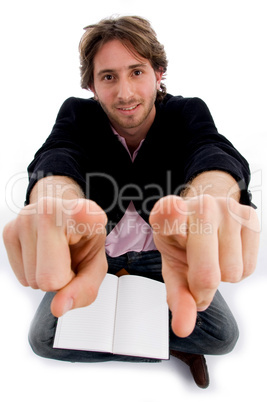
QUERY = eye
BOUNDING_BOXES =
[133,70,142,77]
[104,74,114,81]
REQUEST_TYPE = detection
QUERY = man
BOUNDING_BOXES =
[3,16,259,389]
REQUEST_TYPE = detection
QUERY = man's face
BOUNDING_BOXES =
[91,39,163,140]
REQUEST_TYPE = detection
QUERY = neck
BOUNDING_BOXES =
[112,105,156,153]
[125,139,141,156]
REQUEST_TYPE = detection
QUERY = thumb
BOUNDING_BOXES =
[51,247,108,317]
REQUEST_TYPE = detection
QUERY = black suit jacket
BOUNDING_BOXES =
[26,94,251,233]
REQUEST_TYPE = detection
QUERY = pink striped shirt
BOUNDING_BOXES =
[105,129,157,257]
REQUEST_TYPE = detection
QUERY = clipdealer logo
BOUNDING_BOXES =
[4,169,262,233]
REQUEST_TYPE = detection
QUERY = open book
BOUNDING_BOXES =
[53,273,169,360]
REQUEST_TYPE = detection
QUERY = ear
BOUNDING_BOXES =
[88,84,98,100]
[155,68,164,90]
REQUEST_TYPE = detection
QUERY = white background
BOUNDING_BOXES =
[0,0,266,400]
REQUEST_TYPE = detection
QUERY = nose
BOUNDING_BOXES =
[117,77,134,101]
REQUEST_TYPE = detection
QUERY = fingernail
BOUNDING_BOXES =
[62,298,73,315]
[197,305,209,312]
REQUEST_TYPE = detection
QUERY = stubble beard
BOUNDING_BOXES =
[98,87,158,131]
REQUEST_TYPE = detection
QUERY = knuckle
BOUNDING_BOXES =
[2,222,14,245]
[198,194,215,211]
[3,219,25,246]
[243,260,257,278]
[243,207,261,232]
[21,280,30,288]
[16,210,38,236]
[221,266,243,283]
[192,266,220,290]
[202,193,216,207]
[188,194,217,220]
[151,196,183,216]
[25,275,39,289]
[36,272,65,292]
[85,199,105,214]
[36,197,64,226]
[226,196,238,212]
[37,204,54,223]
[18,215,33,235]
[16,275,30,287]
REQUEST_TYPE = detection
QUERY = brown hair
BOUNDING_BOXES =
[79,16,168,102]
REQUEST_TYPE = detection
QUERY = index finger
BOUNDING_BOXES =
[161,256,197,338]
[36,220,75,291]
[35,198,107,291]
[186,204,221,310]
[51,239,108,317]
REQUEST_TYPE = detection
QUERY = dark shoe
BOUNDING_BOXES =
[170,350,210,389]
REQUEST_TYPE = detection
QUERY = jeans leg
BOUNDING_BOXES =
[169,290,239,355]
[125,250,164,282]
[123,251,239,356]
[29,250,239,361]
[28,292,113,362]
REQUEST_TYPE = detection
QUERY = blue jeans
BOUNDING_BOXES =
[28,251,239,363]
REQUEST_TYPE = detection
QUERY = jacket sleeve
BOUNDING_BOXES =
[180,97,252,206]
[25,97,89,205]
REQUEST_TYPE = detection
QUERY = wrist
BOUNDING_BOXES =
[181,171,240,202]
[29,176,84,204]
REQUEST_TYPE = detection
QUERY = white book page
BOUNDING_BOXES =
[53,274,118,352]
[113,275,169,359]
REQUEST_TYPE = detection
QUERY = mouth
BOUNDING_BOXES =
[117,104,140,113]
